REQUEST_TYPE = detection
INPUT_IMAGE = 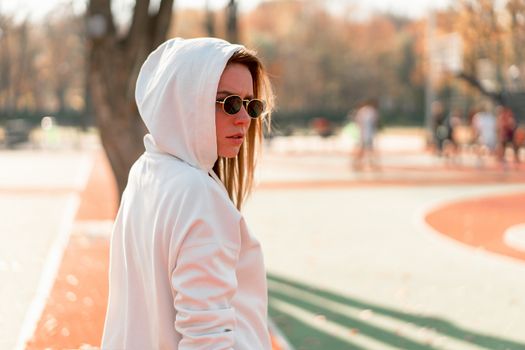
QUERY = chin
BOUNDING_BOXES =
[218,148,241,158]
[219,152,239,159]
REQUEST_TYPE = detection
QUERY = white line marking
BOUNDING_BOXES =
[14,194,80,350]
[14,154,94,350]
[504,224,525,252]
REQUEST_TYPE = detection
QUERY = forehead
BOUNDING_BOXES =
[217,63,253,96]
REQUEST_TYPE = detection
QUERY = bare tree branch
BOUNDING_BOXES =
[149,0,175,49]
[456,71,504,104]
[125,0,150,49]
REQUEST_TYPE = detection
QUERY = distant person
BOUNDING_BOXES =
[463,106,480,156]
[472,103,497,165]
[353,98,379,170]
[40,116,59,149]
[101,38,274,350]
[431,101,448,156]
[514,123,525,157]
[443,108,463,164]
[496,105,519,166]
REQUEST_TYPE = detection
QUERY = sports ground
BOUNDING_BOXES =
[1,131,524,350]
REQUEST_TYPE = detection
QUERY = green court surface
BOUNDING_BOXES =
[268,274,525,350]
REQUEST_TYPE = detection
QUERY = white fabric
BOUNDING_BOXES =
[101,38,271,350]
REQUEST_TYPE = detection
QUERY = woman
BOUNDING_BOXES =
[101,37,274,349]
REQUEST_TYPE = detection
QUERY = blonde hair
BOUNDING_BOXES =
[213,48,274,210]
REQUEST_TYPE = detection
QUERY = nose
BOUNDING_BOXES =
[233,106,251,126]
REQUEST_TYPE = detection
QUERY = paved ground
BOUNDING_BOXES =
[0,150,93,350]
[1,132,524,350]
[246,137,525,350]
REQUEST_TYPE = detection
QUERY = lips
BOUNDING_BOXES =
[226,133,244,139]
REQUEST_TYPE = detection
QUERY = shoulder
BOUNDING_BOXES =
[135,155,241,224]
[166,168,243,252]
[165,165,241,222]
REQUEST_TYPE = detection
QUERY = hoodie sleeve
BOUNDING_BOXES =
[169,179,241,349]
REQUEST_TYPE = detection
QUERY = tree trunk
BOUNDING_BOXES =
[87,0,174,199]
[88,44,146,196]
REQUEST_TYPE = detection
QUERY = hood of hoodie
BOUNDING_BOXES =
[136,37,243,171]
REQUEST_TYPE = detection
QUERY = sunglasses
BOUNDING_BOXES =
[216,95,265,119]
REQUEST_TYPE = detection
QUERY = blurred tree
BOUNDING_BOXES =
[11,22,30,111]
[172,8,209,38]
[244,2,425,126]
[506,0,525,90]
[0,19,24,114]
[0,8,85,124]
[452,0,525,104]
[205,0,216,37]
[0,15,14,113]
[44,9,86,114]
[0,19,41,114]
[86,0,174,197]
[226,0,238,43]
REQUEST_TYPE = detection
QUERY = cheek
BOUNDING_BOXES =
[215,112,228,140]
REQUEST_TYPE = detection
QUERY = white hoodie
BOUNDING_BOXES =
[101,38,271,350]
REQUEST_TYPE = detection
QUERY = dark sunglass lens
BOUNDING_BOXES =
[247,100,264,118]
[223,96,242,115]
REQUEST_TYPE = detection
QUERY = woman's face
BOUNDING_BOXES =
[215,63,253,158]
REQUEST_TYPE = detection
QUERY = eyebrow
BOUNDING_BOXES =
[217,90,254,99]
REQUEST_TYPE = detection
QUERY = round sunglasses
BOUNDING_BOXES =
[216,95,265,119]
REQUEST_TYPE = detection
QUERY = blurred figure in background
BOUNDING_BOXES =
[515,124,525,159]
[40,116,59,150]
[430,101,448,157]
[462,106,479,158]
[495,105,519,167]
[472,102,497,167]
[353,98,379,170]
[443,108,463,165]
